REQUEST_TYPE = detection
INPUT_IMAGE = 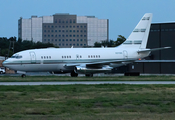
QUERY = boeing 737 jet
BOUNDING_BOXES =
[3,13,170,77]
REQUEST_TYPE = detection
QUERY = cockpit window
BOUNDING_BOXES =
[11,54,22,59]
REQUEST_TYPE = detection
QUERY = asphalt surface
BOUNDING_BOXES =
[1,81,175,85]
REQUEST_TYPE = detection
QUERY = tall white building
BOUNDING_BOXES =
[18,14,108,47]
[77,16,108,46]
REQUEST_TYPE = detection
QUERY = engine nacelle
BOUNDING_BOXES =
[74,66,113,74]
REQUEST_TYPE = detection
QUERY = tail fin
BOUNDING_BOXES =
[122,13,153,49]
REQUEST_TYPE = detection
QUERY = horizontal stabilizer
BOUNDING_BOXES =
[137,47,171,53]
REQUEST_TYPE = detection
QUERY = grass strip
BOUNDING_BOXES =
[0,84,175,119]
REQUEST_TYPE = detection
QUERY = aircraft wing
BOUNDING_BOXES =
[64,59,136,67]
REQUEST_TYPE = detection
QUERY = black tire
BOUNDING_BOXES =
[71,71,78,77]
[21,74,26,78]
[0,71,2,74]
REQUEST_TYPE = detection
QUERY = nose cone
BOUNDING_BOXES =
[2,60,8,67]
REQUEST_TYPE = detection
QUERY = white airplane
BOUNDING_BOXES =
[3,13,170,77]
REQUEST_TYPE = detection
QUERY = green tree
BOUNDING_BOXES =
[114,35,126,46]
[94,40,114,47]
[0,37,55,56]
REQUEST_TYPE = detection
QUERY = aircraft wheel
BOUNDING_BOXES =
[71,72,78,77]
[21,74,26,78]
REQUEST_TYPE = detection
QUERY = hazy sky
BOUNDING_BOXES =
[1,0,175,40]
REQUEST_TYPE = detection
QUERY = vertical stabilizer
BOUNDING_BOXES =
[122,13,153,49]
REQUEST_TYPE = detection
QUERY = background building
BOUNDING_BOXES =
[18,13,109,48]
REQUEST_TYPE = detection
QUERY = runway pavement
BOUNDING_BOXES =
[1,81,175,85]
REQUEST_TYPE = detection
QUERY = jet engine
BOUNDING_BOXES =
[74,66,113,74]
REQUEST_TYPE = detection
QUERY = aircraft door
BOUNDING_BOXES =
[123,50,128,59]
[30,52,36,63]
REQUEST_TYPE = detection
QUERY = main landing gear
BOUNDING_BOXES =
[71,71,78,77]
